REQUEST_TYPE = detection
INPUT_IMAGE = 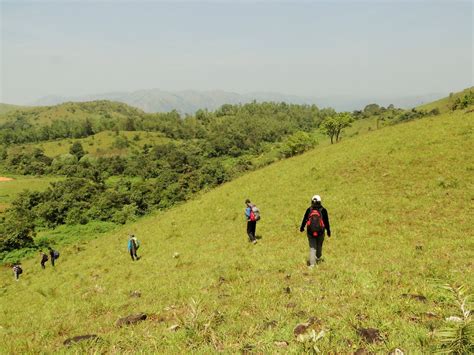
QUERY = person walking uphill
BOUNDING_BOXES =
[12,264,22,281]
[300,195,331,267]
[128,234,140,261]
[48,247,59,267]
[40,251,49,269]
[245,199,260,244]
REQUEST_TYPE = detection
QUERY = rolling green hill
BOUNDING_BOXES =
[0,103,27,115]
[0,175,62,213]
[8,130,174,158]
[1,106,472,353]
[0,100,145,126]
[418,87,474,113]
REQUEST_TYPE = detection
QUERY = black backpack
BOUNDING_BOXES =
[306,208,325,237]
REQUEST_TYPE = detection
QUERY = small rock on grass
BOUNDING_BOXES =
[401,293,427,302]
[130,290,141,298]
[356,327,383,343]
[63,334,101,346]
[263,320,278,329]
[389,348,405,355]
[168,324,180,332]
[116,313,147,327]
[423,311,438,319]
[293,323,310,336]
[274,341,288,347]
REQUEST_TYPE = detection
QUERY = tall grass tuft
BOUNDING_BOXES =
[435,283,473,354]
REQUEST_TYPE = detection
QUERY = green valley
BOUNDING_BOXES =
[0,94,472,353]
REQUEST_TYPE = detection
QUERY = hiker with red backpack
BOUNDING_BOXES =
[245,199,260,244]
[300,195,331,267]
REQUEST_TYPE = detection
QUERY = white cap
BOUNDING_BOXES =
[311,195,321,202]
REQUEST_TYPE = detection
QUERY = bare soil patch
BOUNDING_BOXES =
[0,177,14,182]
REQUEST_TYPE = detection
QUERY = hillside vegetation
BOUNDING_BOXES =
[0,103,27,115]
[8,130,174,158]
[418,87,474,113]
[0,100,144,127]
[1,107,472,353]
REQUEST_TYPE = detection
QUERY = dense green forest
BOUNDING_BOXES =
[0,95,458,259]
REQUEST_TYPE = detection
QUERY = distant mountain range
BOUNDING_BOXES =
[32,89,446,113]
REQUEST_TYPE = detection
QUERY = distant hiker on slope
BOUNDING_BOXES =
[128,234,140,261]
[12,264,22,281]
[245,199,260,244]
[48,247,59,267]
[300,195,331,268]
[40,251,49,269]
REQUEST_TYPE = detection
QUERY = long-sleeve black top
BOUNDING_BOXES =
[300,206,331,236]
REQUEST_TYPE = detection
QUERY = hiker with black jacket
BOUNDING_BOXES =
[48,247,59,266]
[40,251,49,269]
[245,199,260,244]
[12,264,22,281]
[300,195,331,267]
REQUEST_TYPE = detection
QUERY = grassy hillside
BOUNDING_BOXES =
[0,100,144,126]
[418,87,474,113]
[0,108,472,353]
[0,175,61,212]
[0,103,27,115]
[8,130,174,158]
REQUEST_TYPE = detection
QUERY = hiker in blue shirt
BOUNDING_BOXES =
[127,234,140,261]
[245,199,260,244]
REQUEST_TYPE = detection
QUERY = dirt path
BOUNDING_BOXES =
[0,177,14,182]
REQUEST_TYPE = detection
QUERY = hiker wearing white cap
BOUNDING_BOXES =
[300,195,331,267]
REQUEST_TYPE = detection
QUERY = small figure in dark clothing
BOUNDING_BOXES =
[300,195,331,267]
[48,247,56,266]
[48,247,59,267]
[244,199,260,244]
[12,264,22,281]
[40,251,49,269]
[128,235,140,261]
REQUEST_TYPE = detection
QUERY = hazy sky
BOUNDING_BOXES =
[1,0,472,104]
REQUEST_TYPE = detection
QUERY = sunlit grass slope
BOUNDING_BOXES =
[418,87,473,113]
[0,103,27,115]
[0,110,472,353]
[0,175,61,212]
[10,130,174,158]
[0,100,144,126]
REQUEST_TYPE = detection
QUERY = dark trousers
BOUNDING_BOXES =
[41,261,46,269]
[247,221,257,242]
[307,234,325,265]
[50,255,55,267]
[130,249,138,260]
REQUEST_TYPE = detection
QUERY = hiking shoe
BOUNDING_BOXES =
[252,240,257,244]
[308,265,315,269]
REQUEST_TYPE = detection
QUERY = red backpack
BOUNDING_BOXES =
[307,208,325,237]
